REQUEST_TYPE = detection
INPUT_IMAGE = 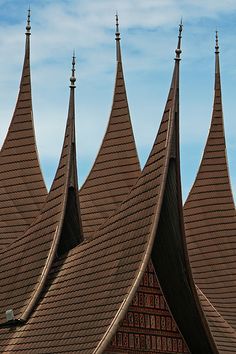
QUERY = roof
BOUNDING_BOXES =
[0,11,47,250]
[0,24,215,353]
[197,286,236,352]
[184,33,236,350]
[79,16,140,239]
[0,56,83,328]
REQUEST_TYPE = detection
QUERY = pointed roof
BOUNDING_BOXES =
[184,32,236,347]
[0,10,47,250]
[0,24,215,353]
[0,56,83,325]
[79,14,141,239]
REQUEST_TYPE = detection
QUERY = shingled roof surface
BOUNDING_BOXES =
[184,34,236,351]
[0,13,47,250]
[0,25,215,353]
[0,56,83,329]
[197,287,236,353]
[79,17,140,239]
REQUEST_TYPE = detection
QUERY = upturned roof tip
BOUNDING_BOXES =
[25,7,31,35]
[175,20,183,60]
[215,30,219,54]
[115,12,120,41]
[70,53,76,88]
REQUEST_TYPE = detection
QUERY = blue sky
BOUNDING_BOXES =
[0,0,236,201]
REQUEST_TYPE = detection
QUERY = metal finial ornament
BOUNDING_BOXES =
[215,30,219,54]
[175,20,183,60]
[115,12,120,41]
[26,7,31,35]
[70,52,76,88]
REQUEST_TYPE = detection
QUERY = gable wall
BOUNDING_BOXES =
[105,260,190,353]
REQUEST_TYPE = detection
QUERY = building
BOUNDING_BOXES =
[0,10,235,354]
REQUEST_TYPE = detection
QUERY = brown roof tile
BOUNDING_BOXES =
[0,12,47,250]
[79,16,140,239]
[184,33,236,350]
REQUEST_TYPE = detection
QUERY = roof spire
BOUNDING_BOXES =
[70,51,76,88]
[175,19,183,61]
[215,30,219,54]
[215,30,220,74]
[25,6,31,35]
[115,12,121,62]
[115,12,120,40]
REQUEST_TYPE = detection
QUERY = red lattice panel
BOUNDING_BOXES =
[105,260,189,353]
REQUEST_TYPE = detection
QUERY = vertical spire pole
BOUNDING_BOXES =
[115,12,121,62]
[215,30,219,53]
[25,7,31,36]
[70,52,76,88]
[175,19,183,61]
[172,20,183,93]
[25,7,31,61]
[69,52,76,145]
[215,30,220,75]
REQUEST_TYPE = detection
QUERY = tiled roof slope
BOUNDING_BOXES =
[197,287,236,353]
[0,56,83,326]
[0,11,47,250]
[0,24,215,353]
[184,32,236,340]
[79,15,140,239]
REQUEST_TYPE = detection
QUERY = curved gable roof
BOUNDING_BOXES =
[184,33,236,340]
[0,11,47,250]
[79,16,140,239]
[0,56,83,327]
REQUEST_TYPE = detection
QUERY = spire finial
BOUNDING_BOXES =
[215,30,219,54]
[25,6,31,35]
[175,19,183,61]
[70,51,76,88]
[115,12,120,41]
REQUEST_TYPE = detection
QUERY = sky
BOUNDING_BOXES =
[0,0,236,201]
